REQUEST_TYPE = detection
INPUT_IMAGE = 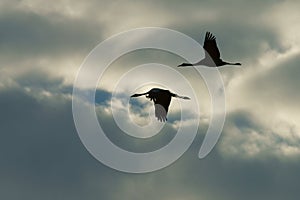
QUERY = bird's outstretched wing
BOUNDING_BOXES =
[203,32,220,60]
[154,104,167,122]
[153,92,172,122]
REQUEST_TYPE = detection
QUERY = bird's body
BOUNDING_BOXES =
[178,32,241,67]
[130,88,190,122]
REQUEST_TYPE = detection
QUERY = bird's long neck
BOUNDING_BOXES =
[223,62,241,66]
[181,62,194,66]
[131,92,148,97]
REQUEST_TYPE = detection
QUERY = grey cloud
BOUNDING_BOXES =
[229,53,300,129]
[1,71,300,200]
[0,0,287,68]
[0,0,291,94]
[0,86,121,200]
[218,109,300,158]
[244,54,300,106]
[15,70,64,90]
[0,8,103,68]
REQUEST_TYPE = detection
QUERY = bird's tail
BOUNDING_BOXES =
[173,94,191,100]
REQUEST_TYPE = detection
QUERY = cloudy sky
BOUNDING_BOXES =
[1,0,300,199]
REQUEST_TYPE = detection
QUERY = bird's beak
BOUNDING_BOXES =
[177,64,183,67]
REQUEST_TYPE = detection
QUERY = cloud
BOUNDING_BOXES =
[218,109,300,158]
[1,67,300,200]
[243,54,300,106]
[227,53,300,136]
[1,0,300,199]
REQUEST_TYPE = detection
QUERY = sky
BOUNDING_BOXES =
[1,0,300,199]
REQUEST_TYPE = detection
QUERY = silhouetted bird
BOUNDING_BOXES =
[178,32,241,67]
[130,88,190,122]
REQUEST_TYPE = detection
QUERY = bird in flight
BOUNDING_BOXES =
[178,32,241,67]
[130,88,190,122]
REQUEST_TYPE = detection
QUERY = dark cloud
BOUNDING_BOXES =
[1,74,300,199]
[245,54,300,106]
[14,70,65,91]
[227,109,261,131]
[0,8,103,68]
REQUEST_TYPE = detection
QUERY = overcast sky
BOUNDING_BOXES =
[1,0,300,199]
